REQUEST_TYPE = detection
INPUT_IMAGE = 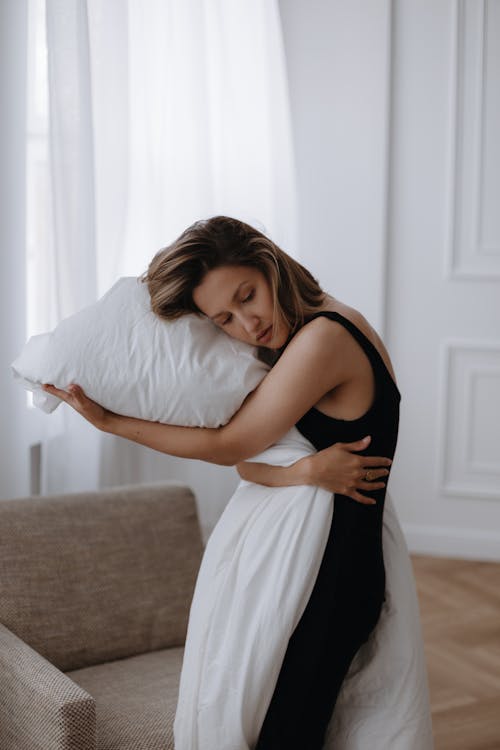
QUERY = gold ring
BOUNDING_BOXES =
[365,470,373,482]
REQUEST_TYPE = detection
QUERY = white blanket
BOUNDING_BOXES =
[173,427,433,749]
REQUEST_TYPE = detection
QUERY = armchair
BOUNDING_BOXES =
[0,482,204,750]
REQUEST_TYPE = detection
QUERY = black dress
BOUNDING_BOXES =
[255,310,401,750]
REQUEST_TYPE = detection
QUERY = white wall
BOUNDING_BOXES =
[278,0,392,332]
[279,0,500,561]
[384,0,500,561]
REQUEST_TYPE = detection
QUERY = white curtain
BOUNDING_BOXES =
[40,0,298,535]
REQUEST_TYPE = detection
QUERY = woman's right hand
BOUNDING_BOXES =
[42,383,111,431]
[301,435,392,505]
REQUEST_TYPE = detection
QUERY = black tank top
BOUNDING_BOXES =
[295,311,401,517]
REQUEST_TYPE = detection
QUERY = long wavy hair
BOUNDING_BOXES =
[140,215,326,362]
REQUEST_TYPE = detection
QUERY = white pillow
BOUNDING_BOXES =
[11,277,270,428]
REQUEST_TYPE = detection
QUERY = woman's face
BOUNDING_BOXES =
[192,265,290,349]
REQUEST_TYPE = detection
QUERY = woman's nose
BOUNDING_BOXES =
[242,314,260,334]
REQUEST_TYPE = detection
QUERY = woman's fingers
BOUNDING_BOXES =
[360,467,390,480]
[336,438,392,468]
[42,383,108,430]
[42,382,81,403]
[348,490,376,506]
[338,436,371,452]
[362,455,393,467]
[359,480,386,491]
[356,467,389,491]
[42,383,71,400]
[42,383,89,412]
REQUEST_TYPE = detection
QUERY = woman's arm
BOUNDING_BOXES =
[42,317,378,466]
[41,383,231,464]
[237,436,391,505]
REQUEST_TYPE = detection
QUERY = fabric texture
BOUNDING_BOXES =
[0,482,203,672]
[173,426,433,750]
[10,276,269,426]
[0,622,96,750]
[67,647,183,750]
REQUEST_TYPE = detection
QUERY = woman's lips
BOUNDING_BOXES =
[257,325,272,344]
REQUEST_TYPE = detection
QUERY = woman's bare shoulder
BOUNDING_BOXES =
[307,297,373,338]
[286,312,347,358]
[314,298,398,382]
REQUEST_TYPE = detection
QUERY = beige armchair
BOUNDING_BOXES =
[0,482,204,750]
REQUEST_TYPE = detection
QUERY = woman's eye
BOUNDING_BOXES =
[221,315,232,326]
[242,290,254,303]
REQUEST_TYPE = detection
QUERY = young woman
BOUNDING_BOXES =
[43,215,399,749]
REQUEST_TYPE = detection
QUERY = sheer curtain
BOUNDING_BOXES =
[41,0,298,535]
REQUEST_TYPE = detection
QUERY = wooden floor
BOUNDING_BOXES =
[410,555,500,750]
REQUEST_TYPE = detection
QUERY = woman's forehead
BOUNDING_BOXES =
[193,265,262,317]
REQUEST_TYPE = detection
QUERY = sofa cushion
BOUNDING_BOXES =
[67,647,183,750]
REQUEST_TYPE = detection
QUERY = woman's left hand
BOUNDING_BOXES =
[42,383,112,431]
[236,435,391,505]
[299,436,391,502]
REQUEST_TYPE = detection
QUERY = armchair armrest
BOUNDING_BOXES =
[0,622,96,750]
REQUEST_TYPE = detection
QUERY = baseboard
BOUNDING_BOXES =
[402,523,500,562]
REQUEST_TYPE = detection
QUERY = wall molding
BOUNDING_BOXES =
[380,0,394,338]
[445,0,500,280]
[402,521,500,562]
[466,367,500,473]
[438,339,500,500]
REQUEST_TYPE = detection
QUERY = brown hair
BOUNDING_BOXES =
[140,215,326,359]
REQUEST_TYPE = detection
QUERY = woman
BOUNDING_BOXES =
[43,215,398,749]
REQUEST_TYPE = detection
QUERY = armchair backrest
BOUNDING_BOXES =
[0,482,203,671]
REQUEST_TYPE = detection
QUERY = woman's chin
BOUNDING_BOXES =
[263,331,289,350]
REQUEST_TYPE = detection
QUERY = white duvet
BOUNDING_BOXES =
[173,426,434,749]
